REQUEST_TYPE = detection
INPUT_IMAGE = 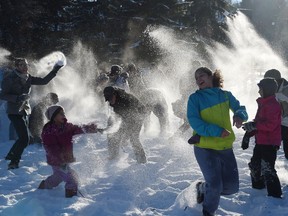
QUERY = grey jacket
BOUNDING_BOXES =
[0,69,57,115]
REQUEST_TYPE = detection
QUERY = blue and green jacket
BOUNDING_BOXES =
[187,87,248,150]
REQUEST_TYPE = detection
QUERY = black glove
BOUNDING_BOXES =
[17,94,30,103]
[242,121,256,132]
[52,64,63,73]
[241,132,250,150]
[188,134,201,144]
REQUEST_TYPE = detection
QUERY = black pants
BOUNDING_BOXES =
[6,114,30,162]
[281,125,288,159]
[249,144,282,197]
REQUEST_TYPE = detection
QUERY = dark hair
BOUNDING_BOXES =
[14,58,27,67]
[195,67,224,88]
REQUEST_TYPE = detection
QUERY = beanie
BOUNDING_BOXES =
[264,69,281,80]
[45,105,64,121]
[257,78,278,98]
[109,65,123,76]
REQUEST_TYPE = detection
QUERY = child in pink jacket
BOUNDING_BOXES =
[243,78,282,198]
[38,105,100,198]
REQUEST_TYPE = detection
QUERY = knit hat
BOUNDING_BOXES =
[264,69,281,80]
[103,86,115,101]
[257,78,278,97]
[109,65,122,76]
[45,105,64,121]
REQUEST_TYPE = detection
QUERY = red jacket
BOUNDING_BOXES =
[254,96,281,146]
[41,119,97,166]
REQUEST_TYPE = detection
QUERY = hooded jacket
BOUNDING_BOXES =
[187,88,248,150]
[254,95,281,146]
[42,120,97,166]
[275,78,288,127]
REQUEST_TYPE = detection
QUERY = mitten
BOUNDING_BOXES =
[17,94,30,103]
[241,132,250,150]
[188,134,201,144]
[242,121,256,132]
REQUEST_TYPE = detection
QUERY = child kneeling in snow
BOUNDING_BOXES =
[242,78,282,198]
[38,105,100,198]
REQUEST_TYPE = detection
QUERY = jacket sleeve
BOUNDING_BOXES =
[255,104,281,132]
[187,94,223,137]
[227,91,248,121]
[0,77,18,103]
[31,70,57,85]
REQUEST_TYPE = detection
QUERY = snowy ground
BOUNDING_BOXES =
[0,111,288,216]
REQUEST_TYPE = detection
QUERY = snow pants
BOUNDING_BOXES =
[281,125,288,159]
[44,165,79,191]
[194,146,239,215]
[249,144,282,197]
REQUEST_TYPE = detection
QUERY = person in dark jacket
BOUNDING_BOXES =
[29,92,59,144]
[38,105,100,198]
[0,58,62,169]
[264,69,288,160]
[243,77,282,198]
[103,86,147,163]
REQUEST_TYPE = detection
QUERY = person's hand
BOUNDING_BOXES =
[233,116,243,128]
[52,63,63,73]
[242,121,256,132]
[221,129,231,138]
[17,94,30,103]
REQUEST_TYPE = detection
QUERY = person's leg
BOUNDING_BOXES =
[129,122,146,163]
[249,145,265,189]
[153,103,169,134]
[281,126,288,159]
[194,146,222,215]
[107,131,122,160]
[41,166,64,189]
[6,115,30,166]
[63,165,79,197]
[220,149,239,195]
[261,146,282,198]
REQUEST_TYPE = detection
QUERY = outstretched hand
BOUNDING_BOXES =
[233,116,243,128]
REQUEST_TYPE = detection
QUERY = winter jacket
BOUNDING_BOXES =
[275,78,288,127]
[42,119,97,166]
[0,69,57,115]
[254,96,281,146]
[110,89,147,124]
[29,101,48,139]
[187,88,248,150]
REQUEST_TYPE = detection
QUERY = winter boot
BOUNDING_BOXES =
[8,160,19,170]
[65,189,77,198]
[38,180,46,189]
[135,153,147,164]
[202,209,214,216]
[196,182,205,204]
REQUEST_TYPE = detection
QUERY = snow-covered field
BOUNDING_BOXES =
[1,11,288,216]
[0,110,288,216]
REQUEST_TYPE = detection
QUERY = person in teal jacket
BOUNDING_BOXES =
[187,67,248,216]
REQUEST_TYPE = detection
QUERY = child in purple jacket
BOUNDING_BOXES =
[38,105,100,198]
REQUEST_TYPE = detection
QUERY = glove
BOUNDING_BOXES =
[52,63,63,73]
[242,121,256,132]
[188,134,201,144]
[17,94,30,103]
[241,132,250,150]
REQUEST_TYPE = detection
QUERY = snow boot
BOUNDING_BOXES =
[202,209,214,216]
[196,182,205,204]
[65,189,77,198]
[8,160,19,170]
[38,180,46,189]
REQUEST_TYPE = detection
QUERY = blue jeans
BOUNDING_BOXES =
[194,146,239,214]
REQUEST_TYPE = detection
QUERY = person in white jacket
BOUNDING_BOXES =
[264,69,288,159]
